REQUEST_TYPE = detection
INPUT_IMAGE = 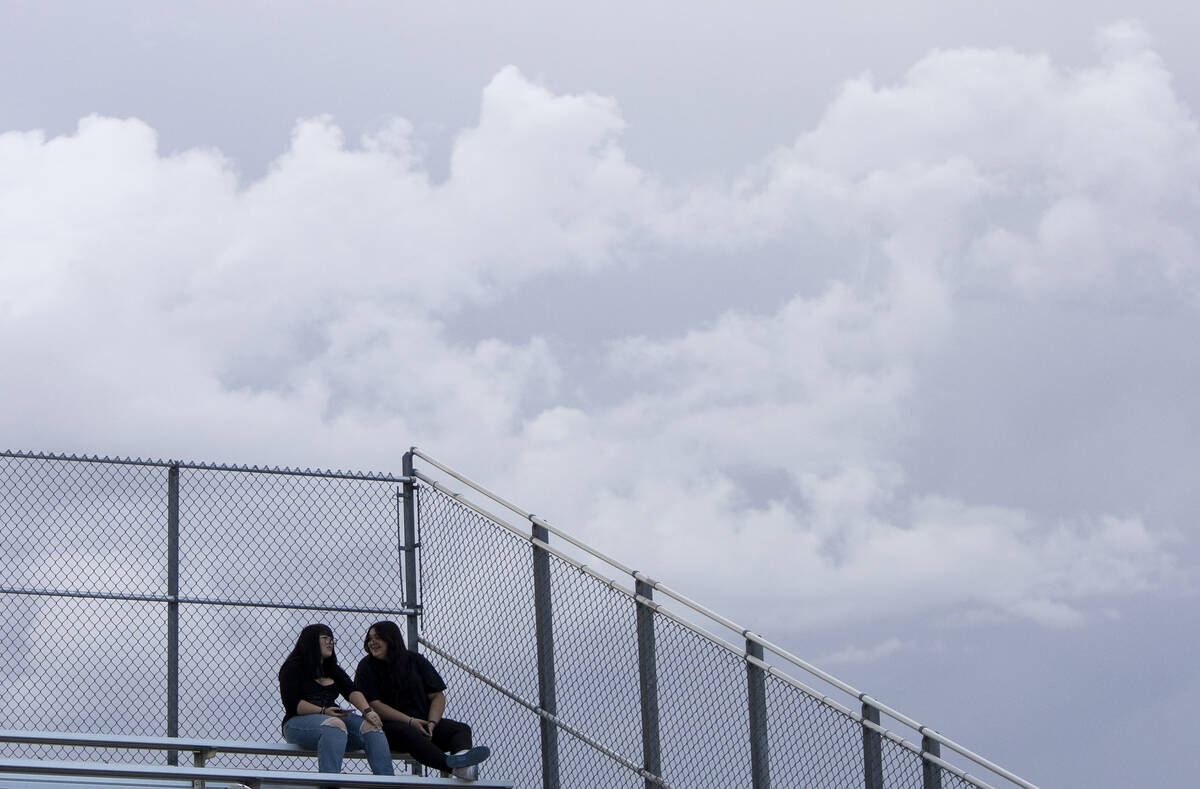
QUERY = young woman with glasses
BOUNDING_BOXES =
[278,623,395,777]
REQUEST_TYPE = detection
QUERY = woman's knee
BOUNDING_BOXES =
[320,717,348,732]
[440,719,470,742]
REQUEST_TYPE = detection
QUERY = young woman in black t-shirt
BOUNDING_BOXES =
[354,620,491,779]
[278,623,395,776]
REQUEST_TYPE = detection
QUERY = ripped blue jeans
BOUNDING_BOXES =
[282,713,394,775]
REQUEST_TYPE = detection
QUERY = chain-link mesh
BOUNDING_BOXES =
[178,469,406,773]
[178,469,403,608]
[654,614,755,787]
[762,673,866,787]
[417,485,543,787]
[429,656,543,789]
[548,559,643,775]
[0,593,167,764]
[1,451,1012,789]
[0,453,410,776]
[0,456,166,595]
[1,456,169,764]
[876,735,981,789]
[417,483,1001,789]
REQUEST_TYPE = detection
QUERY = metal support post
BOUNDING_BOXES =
[862,702,883,789]
[635,579,661,788]
[401,452,419,654]
[400,452,424,777]
[922,734,942,789]
[192,748,215,789]
[532,521,560,789]
[746,638,770,789]
[166,464,180,766]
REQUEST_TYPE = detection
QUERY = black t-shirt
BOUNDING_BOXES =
[354,652,447,719]
[278,659,357,726]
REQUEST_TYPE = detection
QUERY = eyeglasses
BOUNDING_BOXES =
[319,635,337,645]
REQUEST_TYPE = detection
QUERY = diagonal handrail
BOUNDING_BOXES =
[410,447,1041,789]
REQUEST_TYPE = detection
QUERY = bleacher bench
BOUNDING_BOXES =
[0,729,511,788]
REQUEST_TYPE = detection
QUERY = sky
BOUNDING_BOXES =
[2,2,1198,787]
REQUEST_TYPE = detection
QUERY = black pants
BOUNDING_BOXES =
[381,718,472,772]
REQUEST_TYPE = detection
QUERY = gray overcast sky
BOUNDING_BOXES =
[5,0,1200,180]
[2,2,1199,787]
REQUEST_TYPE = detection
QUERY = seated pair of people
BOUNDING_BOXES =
[278,620,491,781]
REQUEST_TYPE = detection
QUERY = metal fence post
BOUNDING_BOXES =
[862,701,883,789]
[635,579,661,788]
[400,451,425,777]
[401,451,419,653]
[922,733,943,789]
[746,638,770,789]
[532,520,560,789]
[166,464,180,765]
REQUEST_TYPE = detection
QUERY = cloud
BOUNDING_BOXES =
[1,28,1195,645]
[818,637,909,666]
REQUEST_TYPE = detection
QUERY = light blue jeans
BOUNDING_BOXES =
[282,713,395,775]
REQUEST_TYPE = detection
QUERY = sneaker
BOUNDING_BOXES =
[452,763,481,781]
[445,745,491,770]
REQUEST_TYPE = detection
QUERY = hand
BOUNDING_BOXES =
[409,717,435,737]
[324,706,349,717]
[363,709,382,727]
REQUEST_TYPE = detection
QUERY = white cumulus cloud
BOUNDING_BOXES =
[1,26,1194,646]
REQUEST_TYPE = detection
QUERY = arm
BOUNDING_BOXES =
[403,691,446,738]
[427,691,446,725]
[344,686,383,729]
[279,662,303,717]
[371,697,434,737]
[297,699,337,715]
[346,690,373,714]
[368,698,407,723]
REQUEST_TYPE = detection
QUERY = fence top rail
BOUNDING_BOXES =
[409,448,1042,789]
[0,449,410,483]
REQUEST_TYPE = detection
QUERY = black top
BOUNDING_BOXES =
[354,652,447,719]
[278,660,357,726]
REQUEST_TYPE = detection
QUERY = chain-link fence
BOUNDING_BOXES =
[414,467,1016,789]
[2,448,1032,789]
[0,451,411,775]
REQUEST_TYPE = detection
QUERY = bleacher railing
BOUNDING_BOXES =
[0,448,1040,788]
[409,448,1041,789]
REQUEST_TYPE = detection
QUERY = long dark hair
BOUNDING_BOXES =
[281,623,339,679]
[363,620,411,675]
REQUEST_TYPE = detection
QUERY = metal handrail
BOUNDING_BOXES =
[410,448,1041,789]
